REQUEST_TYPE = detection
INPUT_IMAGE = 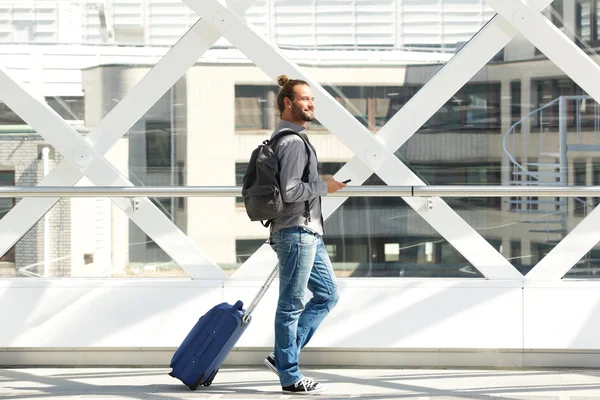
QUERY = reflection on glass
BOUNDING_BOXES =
[0,97,84,126]
[9,0,600,280]
[0,88,191,278]
[234,84,500,133]
[323,174,484,278]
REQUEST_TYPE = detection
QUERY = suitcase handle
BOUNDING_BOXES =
[232,300,244,312]
[242,264,279,325]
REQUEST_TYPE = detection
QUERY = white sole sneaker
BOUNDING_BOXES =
[281,384,326,395]
[264,356,279,376]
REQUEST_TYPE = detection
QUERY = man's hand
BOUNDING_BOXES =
[325,176,347,193]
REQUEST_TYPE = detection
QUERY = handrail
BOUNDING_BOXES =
[502,95,593,173]
[502,97,560,172]
[0,185,599,197]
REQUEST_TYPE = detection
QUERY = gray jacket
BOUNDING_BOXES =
[269,120,327,236]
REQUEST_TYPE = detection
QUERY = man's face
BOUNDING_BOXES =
[290,85,315,122]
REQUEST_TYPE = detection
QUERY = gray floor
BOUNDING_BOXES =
[2,367,600,399]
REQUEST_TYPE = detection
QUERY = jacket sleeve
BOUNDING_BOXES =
[277,137,328,203]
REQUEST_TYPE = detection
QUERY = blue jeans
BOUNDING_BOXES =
[269,227,340,387]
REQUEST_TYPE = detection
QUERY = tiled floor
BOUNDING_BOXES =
[2,367,600,399]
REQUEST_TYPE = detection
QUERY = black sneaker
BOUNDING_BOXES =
[264,353,279,376]
[282,377,325,395]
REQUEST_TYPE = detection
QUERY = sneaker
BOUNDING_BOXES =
[282,377,325,395]
[264,353,278,376]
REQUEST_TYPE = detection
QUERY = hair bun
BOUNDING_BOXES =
[277,75,289,87]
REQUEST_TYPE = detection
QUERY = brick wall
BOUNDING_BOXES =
[0,135,72,277]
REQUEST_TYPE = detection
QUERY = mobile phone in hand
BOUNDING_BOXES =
[342,179,351,184]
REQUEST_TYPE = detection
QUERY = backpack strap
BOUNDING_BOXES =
[265,129,313,227]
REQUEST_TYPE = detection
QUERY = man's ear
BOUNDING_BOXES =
[283,96,291,108]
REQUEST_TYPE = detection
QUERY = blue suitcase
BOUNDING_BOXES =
[169,265,278,390]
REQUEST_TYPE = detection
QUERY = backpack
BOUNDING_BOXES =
[242,129,311,227]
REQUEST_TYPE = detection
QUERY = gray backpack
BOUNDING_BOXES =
[242,130,311,227]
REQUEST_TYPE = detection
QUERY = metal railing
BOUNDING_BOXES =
[1,185,600,197]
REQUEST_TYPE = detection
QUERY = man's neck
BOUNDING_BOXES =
[281,117,306,128]
[281,118,306,129]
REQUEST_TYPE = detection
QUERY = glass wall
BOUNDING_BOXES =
[3,0,600,279]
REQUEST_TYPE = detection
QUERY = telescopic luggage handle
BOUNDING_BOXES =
[242,263,279,325]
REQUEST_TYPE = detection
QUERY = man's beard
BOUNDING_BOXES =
[292,104,314,121]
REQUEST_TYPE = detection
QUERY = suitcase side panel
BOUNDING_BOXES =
[170,302,225,368]
[170,301,249,388]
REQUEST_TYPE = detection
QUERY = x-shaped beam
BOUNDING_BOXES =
[183,0,522,280]
[483,0,600,280]
[4,0,586,281]
[0,19,239,279]
[231,0,563,280]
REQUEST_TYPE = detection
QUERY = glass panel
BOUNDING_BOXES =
[108,81,189,277]
[563,158,600,279]
[230,3,497,277]
[45,97,85,122]
[369,5,600,278]
[546,0,600,50]
[0,88,193,277]
[324,174,484,278]
[16,1,599,280]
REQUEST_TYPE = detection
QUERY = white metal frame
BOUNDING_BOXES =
[0,0,595,281]
[0,18,249,279]
[184,0,523,280]
[483,0,600,280]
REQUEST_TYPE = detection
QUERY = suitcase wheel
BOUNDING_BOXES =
[187,384,198,391]
[203,369,219,387]
[188,372,205,391]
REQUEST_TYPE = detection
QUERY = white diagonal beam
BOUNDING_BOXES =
[485,0,600,280]
[0,44,230,279]
[188,0,522,280]
[0,18,250,279]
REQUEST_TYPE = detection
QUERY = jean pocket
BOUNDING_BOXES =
[299,232,318,246]
[270,242,292,257]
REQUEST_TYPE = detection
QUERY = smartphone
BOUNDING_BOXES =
[342,179,352,184]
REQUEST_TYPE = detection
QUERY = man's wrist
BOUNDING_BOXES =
[318,180,328,196]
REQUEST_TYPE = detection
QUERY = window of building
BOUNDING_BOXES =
[532,78,591,130]
[236,239,267,264]
[0,98,85,126]
[574,160,588,216]
[235,84,501,134]
[412,163,502,209]
[510,81,521,129]
[592,160,600,208]
[419,84,501,132]
[510,241,526,273]
[235,85,278,130]
[145,121,171,168]
[575,0,600,44]
[45,96,84,121]
[0,102,26,125]
[235,163,247,205]
[177,161,185,210]
[551,0,565,29]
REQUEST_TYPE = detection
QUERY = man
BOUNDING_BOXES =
[264,75,346,395]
